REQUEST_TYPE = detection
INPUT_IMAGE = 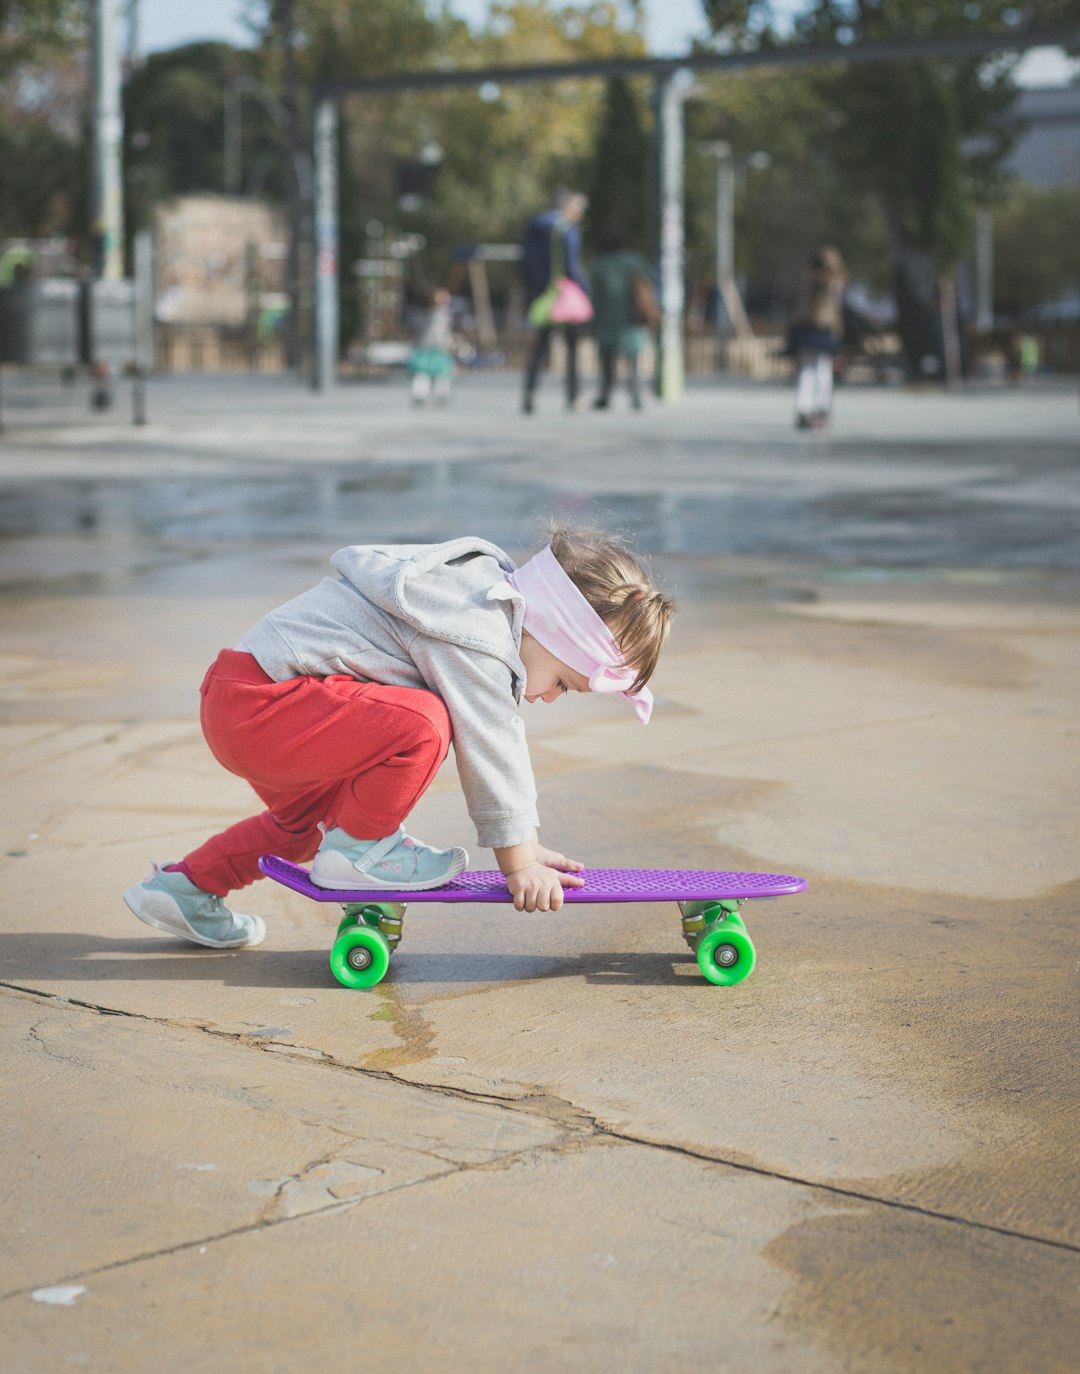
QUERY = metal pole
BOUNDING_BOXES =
[714,143,733,370]
[133,228,154,424]
[312,97,339,392]
[91,0,125,281]
[975,207,993,333]
[655,71,687,402]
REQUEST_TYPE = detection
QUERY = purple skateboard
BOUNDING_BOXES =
[259,855,807,988]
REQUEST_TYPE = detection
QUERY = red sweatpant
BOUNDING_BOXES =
[181,649,452,896]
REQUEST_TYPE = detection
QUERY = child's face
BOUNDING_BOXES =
[520,632,591,705]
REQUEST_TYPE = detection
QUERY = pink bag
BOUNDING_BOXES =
[549,276,593,325]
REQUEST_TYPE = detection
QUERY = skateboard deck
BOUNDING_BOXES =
[258,855,807,989]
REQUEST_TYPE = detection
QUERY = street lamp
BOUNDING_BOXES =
[699,141,769,372]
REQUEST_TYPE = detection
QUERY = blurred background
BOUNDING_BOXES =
[1,0,1077,391]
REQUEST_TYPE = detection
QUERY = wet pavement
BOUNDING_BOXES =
[1,370,1078,1371]
[2,372,1079,575]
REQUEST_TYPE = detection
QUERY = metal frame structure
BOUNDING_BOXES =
[310,27,1080,394]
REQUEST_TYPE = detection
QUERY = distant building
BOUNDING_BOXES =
[1004,86,1080,187]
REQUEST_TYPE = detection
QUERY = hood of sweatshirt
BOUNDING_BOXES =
[330,538,526,679]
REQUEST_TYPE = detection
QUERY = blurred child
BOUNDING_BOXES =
[788,246,846,430]
[408,287,455,405]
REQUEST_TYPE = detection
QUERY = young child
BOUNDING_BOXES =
[407,287,455,405]
[788,245,846,430]
[124,528,674,947]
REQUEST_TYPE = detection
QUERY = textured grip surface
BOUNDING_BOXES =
[259,855,807,905]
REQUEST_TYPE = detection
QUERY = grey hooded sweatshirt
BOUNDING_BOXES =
[237,538,539,849]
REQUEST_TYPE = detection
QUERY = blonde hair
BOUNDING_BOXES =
[548,526,675,694]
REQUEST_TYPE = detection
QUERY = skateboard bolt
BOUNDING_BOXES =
[347,946,373,971]
[714,943,738,967]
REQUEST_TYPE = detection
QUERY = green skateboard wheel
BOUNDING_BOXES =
[696,924,756,986]
[329,925,391,989]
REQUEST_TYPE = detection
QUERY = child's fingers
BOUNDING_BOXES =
[506,866,584,912]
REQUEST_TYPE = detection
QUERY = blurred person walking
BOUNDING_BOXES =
[788,246,846,430]
[589,225,658,412]
[521,189,593,414]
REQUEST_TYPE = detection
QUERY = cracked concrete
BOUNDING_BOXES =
[1,374,1078,1371]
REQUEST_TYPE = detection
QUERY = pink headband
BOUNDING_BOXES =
[509,546,653,725]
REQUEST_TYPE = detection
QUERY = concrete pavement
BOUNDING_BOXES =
[1,372,1078,1371]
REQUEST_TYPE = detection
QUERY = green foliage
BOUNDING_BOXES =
[0,0,83,79]
[0,115,83,240]
[336,2,646,289]
[585,76,652,254]
[698,0,1031,270]
[124,43,253,228]
[681,69,889,318]
[993,183,1080,316]
[694,0,1072,368]
[0,2,86,241]
[244,0,445,86]
[819,60,973,267]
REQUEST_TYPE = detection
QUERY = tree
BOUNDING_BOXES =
[394,2,646,259]
[0,2,87,243]
[117,2,648,348]
[697,1,1077,376]
[585,76,652,254]
[0,0,83,81]
[679,67,889,324]
[0,116,84,241]
[242,0,449,350]
[993,183,1080,318]
[319,1,647,344]
[124,43,260,232]
[242,0,444,87]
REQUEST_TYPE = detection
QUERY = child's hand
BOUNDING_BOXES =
[495,838,585,913]
[504,859,583,913]
[534,845,585,880]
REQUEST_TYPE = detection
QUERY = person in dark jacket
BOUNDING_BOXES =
[521,189,590,414]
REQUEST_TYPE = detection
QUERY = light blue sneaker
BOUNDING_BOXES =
[123,864,266,949]
[310,825,468,892]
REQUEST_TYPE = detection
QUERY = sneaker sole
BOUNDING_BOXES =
[123,885,266,950]
[310,847,468,892]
